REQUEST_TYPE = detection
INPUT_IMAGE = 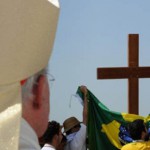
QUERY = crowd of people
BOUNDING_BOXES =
[19,70,88,150]
[2,0,150,150]
[19,72,150,150]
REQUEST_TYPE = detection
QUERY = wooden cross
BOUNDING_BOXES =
[97,34,150,114]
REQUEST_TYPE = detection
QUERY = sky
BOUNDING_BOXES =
[49,0,150,124]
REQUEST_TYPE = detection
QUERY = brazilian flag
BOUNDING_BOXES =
[76,87,150,150]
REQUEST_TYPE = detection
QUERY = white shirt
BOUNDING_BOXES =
[41,144,55,150]
[64,124,87,150]
[19,118,41,150]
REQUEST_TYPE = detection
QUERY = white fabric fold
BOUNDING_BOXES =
[0,82,21,150]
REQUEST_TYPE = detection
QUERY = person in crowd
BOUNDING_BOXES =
[41,121,62,150]
[121,119,150,150]
[63,85,88,150]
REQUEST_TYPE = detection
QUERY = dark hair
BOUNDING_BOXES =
[128,119,146,140]
[42,121,61,144]
[61,134,67,143]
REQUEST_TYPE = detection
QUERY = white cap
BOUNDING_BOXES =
[0,0,60,85]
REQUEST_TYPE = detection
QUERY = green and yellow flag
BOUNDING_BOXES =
[76,87,150,150]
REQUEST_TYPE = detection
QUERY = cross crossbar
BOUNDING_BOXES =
[97,34,150,114]
[97,67,150,79]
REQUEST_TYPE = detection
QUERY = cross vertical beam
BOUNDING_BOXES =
[128,34,139,114]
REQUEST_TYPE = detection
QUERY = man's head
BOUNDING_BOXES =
[41,121,62,148]
[63,117,81,135]
[22,68,50,137]
[128,119,148,141]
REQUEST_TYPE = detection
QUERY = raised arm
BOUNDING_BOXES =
[80,85,88,125]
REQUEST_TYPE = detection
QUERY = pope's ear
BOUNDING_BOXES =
[32,75,45,109]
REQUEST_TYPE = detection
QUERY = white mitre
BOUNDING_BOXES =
[0,0,60,150]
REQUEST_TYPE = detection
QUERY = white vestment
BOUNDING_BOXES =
[19,118,41,150]
[41,144,56,150]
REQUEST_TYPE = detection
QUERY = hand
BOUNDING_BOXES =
[80,85,88,96]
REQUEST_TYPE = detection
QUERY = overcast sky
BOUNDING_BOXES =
[49,0,150,124]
